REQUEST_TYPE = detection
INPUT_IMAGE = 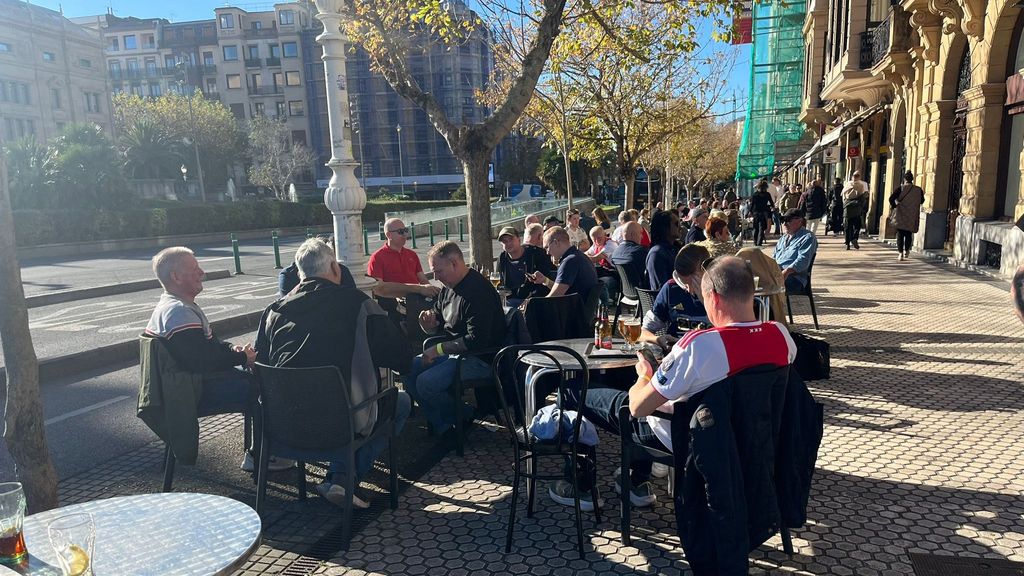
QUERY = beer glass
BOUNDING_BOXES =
[0,482,26,564]
[624,319,642,350]
[47,512,95,576]
[753,276,761,290]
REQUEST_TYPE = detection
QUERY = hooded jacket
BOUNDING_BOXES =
[255,277,411,436]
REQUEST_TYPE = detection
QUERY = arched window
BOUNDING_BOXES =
[999,12,1024,219]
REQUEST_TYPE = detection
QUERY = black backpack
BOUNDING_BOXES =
[790,331,830,381]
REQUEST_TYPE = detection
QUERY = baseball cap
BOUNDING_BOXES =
[497,226,519,240]
[783,208,804,221]
[543,215,562,226]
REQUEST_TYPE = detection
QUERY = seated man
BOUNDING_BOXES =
[638,244,710,351]
[524,223,545,248]
[550,257,796,511]
[773,208,818,293]
[684,208,709,245]
[144,246,292,472]
[278,236,356,297]
[367,217,440,299]
[610,222,649,290]
[406,241,506,434]
[524,213,541,228]
[497,226,553,305]
[585,225,620,307]
[255,238,413,509]
[527,226,598,302]
[543,215,562,231]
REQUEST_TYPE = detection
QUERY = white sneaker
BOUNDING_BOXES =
[316,481,370,509]
[239,452,297,473]
[651,462,671,478]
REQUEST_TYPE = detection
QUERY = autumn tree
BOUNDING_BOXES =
[113,92,244,192]
[246,115,317,201]
[330,0,742,266]
[669,118,741,200]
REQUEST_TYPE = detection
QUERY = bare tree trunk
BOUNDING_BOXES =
[623,172,636,210]
[562,146,573,210]
[460,152,493,268]
[0,149,59,513]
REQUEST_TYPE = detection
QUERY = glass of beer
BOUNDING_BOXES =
[0,483,26,565]
[623,319,642,350]
[617,318,630,350]
[489,271,501,289]
[47,512,95,576]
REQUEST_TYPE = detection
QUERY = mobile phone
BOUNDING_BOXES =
[639,346,659,368]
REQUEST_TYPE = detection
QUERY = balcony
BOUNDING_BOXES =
[110,68,165,81]
[265,57,281,67]
[245,27,279,39]
[859,19,891,70]
[249,86,283,96]
[245,57,262,68]
[203,91,220,101]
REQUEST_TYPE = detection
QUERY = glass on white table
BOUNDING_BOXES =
[47,513,94,576]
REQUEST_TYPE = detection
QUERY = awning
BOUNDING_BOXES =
[789,102,891,169]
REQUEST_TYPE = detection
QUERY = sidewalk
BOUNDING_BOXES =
[54,233,1024,575]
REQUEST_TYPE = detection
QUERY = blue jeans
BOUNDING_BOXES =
[329,391,411,482]
[565,386,667,484]
[405,354,491,432]
[784,274,808,293]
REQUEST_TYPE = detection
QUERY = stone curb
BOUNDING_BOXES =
[25,270,232,309]
[0,309,265,388]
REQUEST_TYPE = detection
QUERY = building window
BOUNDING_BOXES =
[230,103,245,119]
[145,58,157,75]
[109,60,120,73]
[288,100,304,116]
[249,73,262,89]
[269,44,281,58]
[275,101,286,117]
[50,87,61,109]
[253,101,265,116]
[0,42,10,53]
[79,58,92,68]
[143,34,155,49]
[149,84,162,97]
[219,14,234,29]
[205,78,217,94]
[203,52,214,66]
[272,72,283,87]
[223,45,238,61]
[42,51,55,62]
[2,81,30,105]
[246,45,259,59]
[279,10,295,25]
[124,35,137,50]
[127,58,139,72]
[226,74,241,89]
[282,42,298,58]
[131,85,143,96]
[291,130,306,146]
[109,38,119,51]
[285,71,300,86]
[85,92,101,113]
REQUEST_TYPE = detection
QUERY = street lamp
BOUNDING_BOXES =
[413,181,418,197]
[396,123,405,196]
[175,59,207,203]
[180,164,188,181]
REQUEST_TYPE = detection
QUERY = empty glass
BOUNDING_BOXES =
[0,482,27,565]
[47,512,95,576]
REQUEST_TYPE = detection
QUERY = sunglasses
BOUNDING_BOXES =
[388,227,410,235]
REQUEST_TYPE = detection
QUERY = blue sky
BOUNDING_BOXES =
[38,0,749,115]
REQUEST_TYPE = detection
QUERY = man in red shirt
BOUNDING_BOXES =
[367,218,440,299]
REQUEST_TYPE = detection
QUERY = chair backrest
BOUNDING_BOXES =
[491,344,590,453]
[615,263,641,300]
[522,294,588,342]
[582,284,602,323]
[636,289,658,324]
[804,252,817,291]
[253,363,354,452]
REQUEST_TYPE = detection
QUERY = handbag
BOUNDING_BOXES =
[790,331,830,381]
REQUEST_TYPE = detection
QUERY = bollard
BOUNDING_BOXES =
[429,221,435,245]
[459,219,465,242]
[305,227,313,239]
[411,222,417,249]
[230,233,244,275]
[272,230,282,269]
[363,228,370,256]
[444,220,450,240]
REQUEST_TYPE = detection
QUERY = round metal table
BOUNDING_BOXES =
[755,285,787,323]
[16,493,261,576]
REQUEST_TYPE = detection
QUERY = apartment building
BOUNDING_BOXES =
[0,0,113,143]
[791,0,1023,278]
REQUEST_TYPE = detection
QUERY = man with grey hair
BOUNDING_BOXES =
[525,222,544,248]
[145,247,292,472]
[255,237,412,508]
[406,241,505,435]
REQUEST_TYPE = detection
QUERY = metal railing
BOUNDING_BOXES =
[859,17,891,70]
[244,27,279,39]
[245,57,262,68]
[249,86,283,96]
[265,57,281,67]
[383,198,580,229]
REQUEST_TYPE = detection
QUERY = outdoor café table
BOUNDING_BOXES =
[755,285,787,323]
[16,493,261,576]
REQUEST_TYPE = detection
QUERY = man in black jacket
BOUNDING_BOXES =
[145,246,292,472]
[255,237,412,509]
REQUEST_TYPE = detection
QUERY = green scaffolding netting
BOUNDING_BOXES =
[736,1,808,182]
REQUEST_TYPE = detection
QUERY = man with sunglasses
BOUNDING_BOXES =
[773,209,818,293]
[367,218,440,299]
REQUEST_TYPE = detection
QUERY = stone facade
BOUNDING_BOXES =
[792,0,1024,279]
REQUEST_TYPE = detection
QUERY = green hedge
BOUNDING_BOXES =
[13,199,463,247]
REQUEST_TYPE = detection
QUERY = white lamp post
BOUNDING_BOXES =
[311,1,368,283]
[396,123,406,196]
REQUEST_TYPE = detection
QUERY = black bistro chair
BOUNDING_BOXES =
[491,344,602,559]
[635,288,660,335]
[613,264,644,332]
[252,363,400,550]
[784,252,820,329]
[421,337,500,457]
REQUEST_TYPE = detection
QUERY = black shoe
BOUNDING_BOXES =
[845,244,850,250]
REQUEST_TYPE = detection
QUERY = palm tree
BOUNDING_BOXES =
[120,119,183,179]
[3,138,53,210]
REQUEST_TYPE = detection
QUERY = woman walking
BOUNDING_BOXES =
[826,178,844,236]
[891,171,924,261]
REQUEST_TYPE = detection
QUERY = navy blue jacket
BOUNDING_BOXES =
[671,365,822,575]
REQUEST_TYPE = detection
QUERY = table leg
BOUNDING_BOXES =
[756,295,771,323]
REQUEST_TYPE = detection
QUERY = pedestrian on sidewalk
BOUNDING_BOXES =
[890,171,924,261]
[751,180,775,247]
[842,171,869,250]
[800,179,827,235]
[826,178,844,236]
[1012,263,1024,324]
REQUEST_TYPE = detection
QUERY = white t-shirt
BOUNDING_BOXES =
[566,225,589,246]
[646,321,796,451]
